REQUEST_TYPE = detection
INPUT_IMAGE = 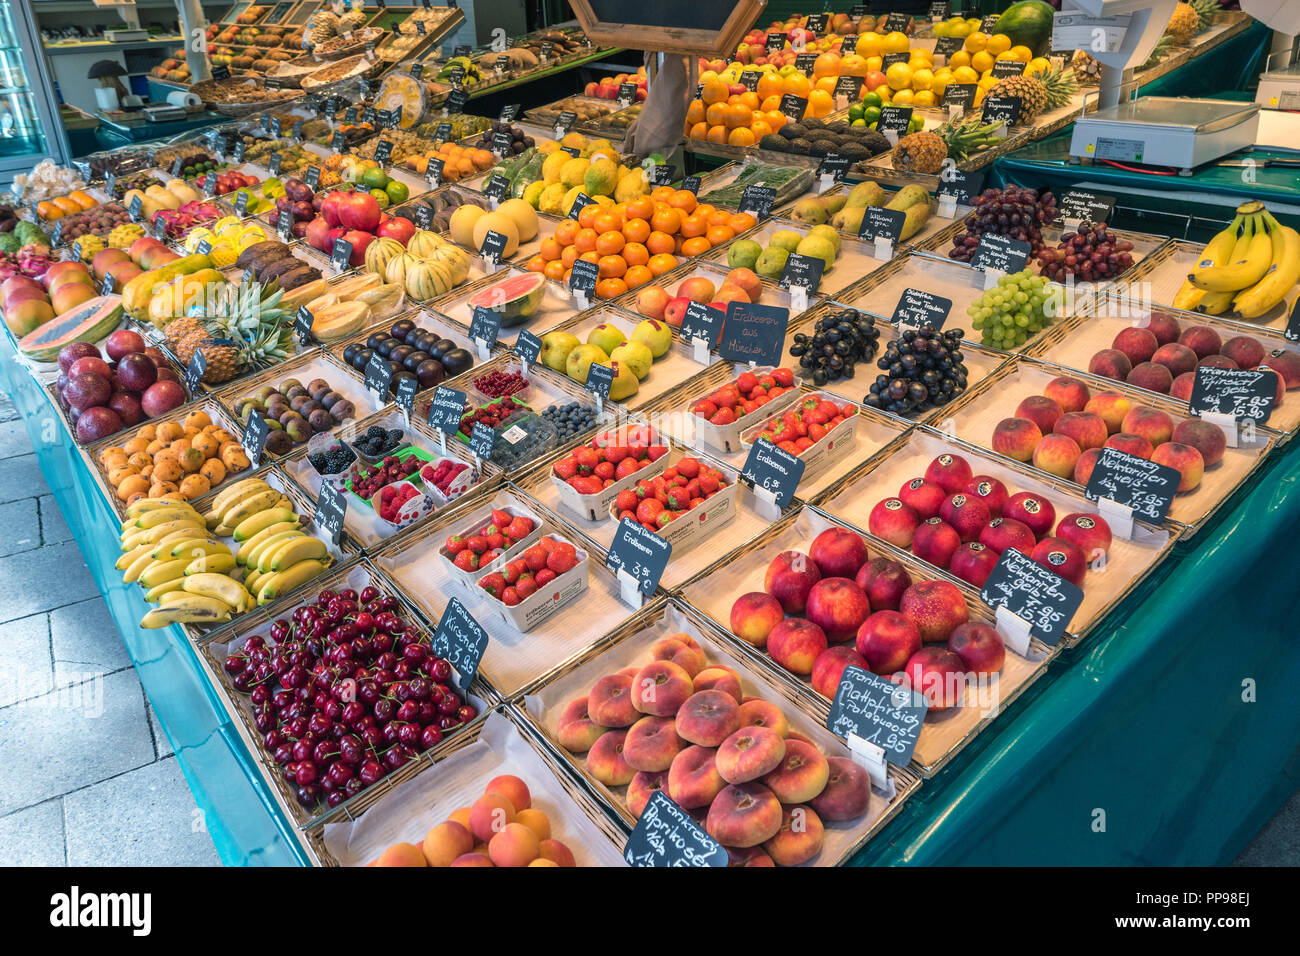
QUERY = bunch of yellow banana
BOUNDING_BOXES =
[116,498,253,628]
[1174,201,1300,319]
[215,478,335,607]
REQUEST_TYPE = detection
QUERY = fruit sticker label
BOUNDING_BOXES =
[778,94,808,123]
[1189,366,1277,424]
[1085,447,1179,525]
[680,301,723,349]
[314,481,346,545]
[719,301,789,367]
[363,351,393,401]
[427,386,466,437]
[624,790,728,867]
[827,666,927,765]
[971,233,1031,274]
[330,237,354,273]
[778,252,825,295]
[469,306,502,351]
[741,437,804,509]
[1058,190,1116,225]
[395,375,419,417]
[584,363,615,404]
[469,421,497,460]
[737,185,777,221]
[980,547,1084,645]
[891,288,951,330]
[431,597,487,692]
[243,408,269,467]
[183,349,207,394]
[569,258,599,296]
[606,517,671,596]
[877,105,913,133]
[858,205,906,244]
[514,329,543,367]
[293,305,314,346]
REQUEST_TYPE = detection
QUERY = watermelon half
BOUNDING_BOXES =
[18,295,124,363]
[466,272,546,327]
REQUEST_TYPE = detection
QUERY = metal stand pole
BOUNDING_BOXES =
[176,0,210,84]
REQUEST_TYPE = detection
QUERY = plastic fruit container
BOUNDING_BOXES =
[687,365,803,454]
[438,502,546,587]
[478,534,590,633]
[739,392,859,485]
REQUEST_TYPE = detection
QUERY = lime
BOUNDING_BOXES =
[370,188,390,209]
[848,103,865,122]
[862,106,881,126]
[385,179,409,205]
[861,91,883,109]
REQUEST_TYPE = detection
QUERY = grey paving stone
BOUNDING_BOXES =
[0,540,100,618]
[51,596,129,685]
[1235,787,1300,866]
[0,611,53,708]
[0,418,33,459]
[38,494,73,545]
[63,756,220,867]
[0,498,41,558]
[0,454,45,504]
[0,669,155,815]
[145,697,172,759]
[0,798,64,866]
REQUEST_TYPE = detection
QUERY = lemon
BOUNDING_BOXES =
[952,65,979,84]
[891,88,915,106]
[885,61,914,91]
[971,50,995,73]
[882,31,909,54]
[986,33,1011,55]
[949,50,971,69]
[1008,45,1033,63]
[912,90,936,108]
[855,31,882,58]
[964,31,988,53]
[911,68,934,92]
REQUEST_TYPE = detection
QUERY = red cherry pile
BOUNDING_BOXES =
[478,535,581,607]
[867,452,1113,588]
[613,456,727,533]
[691,367,796,426]
[754,395,856,456]
[551,425,668,497]
[459,396,528,438]
[444,508,537,573]
[377,483,421,522]
[221,585,477,810]
[349,453,420,500]
[421,459,469,495]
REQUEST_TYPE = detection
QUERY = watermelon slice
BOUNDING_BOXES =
[18,295,124,363]
[466,272,545,327]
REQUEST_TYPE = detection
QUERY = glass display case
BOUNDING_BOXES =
[0,0,69,177]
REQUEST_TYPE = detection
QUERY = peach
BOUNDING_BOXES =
[1053,411,1108,451]
[767,618,828,675]
[738,699,789,738]
[1015,395,1063,434]
[761,738,830,803]
[1004,492,1056,538]
[1171,417,1226,467]
[1255,365,1285,407]
[924,453,972,494]
[1105,432,1153,459]
[1033,433,1082,478]
[1127,361,1173,394]
[705,782,783,848]
[1044,376,1091,412]
[557,696,605,753]
[810,756,871,821]
[528,858,559,867]
[538,838,576,867]
[587,673,638,727]
[992,416,1042,462]
[1144,311,1181,345]
[657,639,707,677]
[903,646,967,711]
[693,666,743,702]
[949,541,999,587]
[809,526,868,578]
[1085,390,1133,434]
[485,774,531,811]
[717,725,786,784]
[515,808,551,840]
[764,550,821,613]
[676,690,741,747]
[1056,512,1112,561]
[1112,326,1159,365]
[980,516,1037,555]
[668,744,725,808]
[854,556,912,611]
[1151,441,1204,492]
[1156,343,1200,377]
[1074,447,1101,485]
[469,793,516,842]
[898,476,947,519]
[939,493,992,542]
[631,660,694,716]
[488,822,540,867]
[1222,335,1266,370]
[1259,350,1300,389]
[1198,354,1238,371]
[678,276,716,302]
[727,846,775,867]
[624,715,684,771]
[811,645,868,699]
[422,821,474,866]
[627,770,669,818]
[948,621,1006,674]
[868,497,920,548]
[763,805,825,865]
[1122,406,1175,448]
[1088,348,1131,382]
[588,729,636,786]
[729,591,784,648]
[911,517,960,569]
[1031,536,1087,584]
[964,475,1009,516]
[856,609,922,674]
[376,842,427,866]
[899,580,969,643]
[1179,324,1222,359]
[805,577,872,643]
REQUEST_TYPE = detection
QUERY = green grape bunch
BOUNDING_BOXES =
[966,269,1059,349]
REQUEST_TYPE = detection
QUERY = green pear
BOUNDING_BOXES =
[844,180,885,209]
[609,360,640,401]
[611,341,654,380]
[586,323,627,355]
[795,233,837,271]
[807,223,841,256]
[541,330,580,373]
[755,245,789,279]
[565,344,608,384]
[727,238,762,270]
[789,197,828,225]
[769,230,802,253]
[631,318,672,358]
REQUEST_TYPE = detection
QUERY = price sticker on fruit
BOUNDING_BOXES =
[431,597,487,692]
[980,547,1083,645]
[623,791,728,867]
[827,666,927,765]
[606,517,671,601]
[741,438,805,510]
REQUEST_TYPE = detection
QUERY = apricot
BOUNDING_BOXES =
[538,838,576,867]
[450,852,493,866]
[447,806,472,830]
[468,792,516,843]
[488,822,540,867]
[485,774,531,811]
[422,821,473,867]
[515,808,551,841]
[375,842,427,866]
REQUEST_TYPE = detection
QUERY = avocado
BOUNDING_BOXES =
[759,134,788,152]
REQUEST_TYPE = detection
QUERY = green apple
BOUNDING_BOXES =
[565,343,608,384]
[768,229,803,253]
[631,318,672,358]
[727,238,762,270]
[586,323,627,356]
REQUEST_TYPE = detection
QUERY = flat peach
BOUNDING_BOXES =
[631,659,694,717]
[692,666,743,702]
[809,756,870,821]
[668,745,726,809]
[675,689,741,747]
[588,672,638,727]
[737,699,789,738]
[763,805,825,865]
[623,715,685,772]
[705,782,783,848]
[627,770,669,818]
[587,729,636,786]
[716,725,787,784]
[761,738,830,803]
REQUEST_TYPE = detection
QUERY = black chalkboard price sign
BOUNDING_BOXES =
[330,237,354,273]
[426,386,466,437]
[941,83,977,109]
[980,547,1084,645]
[719,302,789,368]
[363,351,393,400]
[293,305,314,345]
[817,153,851,182]
[478,229,509,265]
[737,185,776,220]
[778,252,825,294]
[514,329,542,367]
[891,288,951,330]
[569,258,599,297]
[567,191,597,220]
[313,481,346,545]
[243,408,269,466]
[605,517,671,596]
[426,157,445,188]
[183,349,207,394]
[857,206,906,244]
[1058,190,1116,225]
[981,95,1022,126]
[971,233,1031,274]
[1189,366,1277,424]
[740,437,804,509]
[623,791,728,867]
[826,665,927,764]
[584,362,615,404]
[468,306,501,351]
[431,597,488,692]
[679,301,723,348]
[877,105,913,134]
[468,421,496,460]
[778,94,808,122]
[937,167,983,204]
[1084,447,1180,525]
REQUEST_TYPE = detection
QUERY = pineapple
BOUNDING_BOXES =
[166,283,293,385]
[985,66,1077,123]
[1142,34,1175,69]
[894,117,1006,174]
[1166,0,1218,44]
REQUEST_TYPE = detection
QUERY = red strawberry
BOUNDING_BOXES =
[445,534,467,554]
[505,515,533,540]
[453,549,479,572]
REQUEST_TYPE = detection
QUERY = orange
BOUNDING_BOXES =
[688,121,709,140]
[647,253,678,275]
[706,124,727,144]
[706,209,731,227]
[622,242,649,266]
[705,102,728,127]
[680,236,712,257]
[760,94,782,112]
[539,237,563,260]
[561,245,580,268]
[595,231,625,256]
[727,127,756,147]
[579,250,601,265]
[679,214,707,238]
[685,100,705,126]
[723,102,750,129]
[623,218,651,244]
[650,207,681,234]
[813,51,840,78]
[646,231,675,255]
[574,227,598,252]
[814,76,837,95]
[525,254,546,272]
[695,202,716,219]
[727,212,758,234]
[751,119,772,139]
[706,225,735,246]
[543,260,566,281]
[807,89,833,117]
[700,79,728,105]
[650,185,675,203]
[737,91,760,111]
[669,189,697,214]
[626,197,654,221]
[624,265,654,288]
[597,254,627,278]
[594,210,624,234]
[596,277,628,299]
[577,204,600,229]
[756,73,783,100]
[765,110,787,130]
[782,73,811,97]
[554,219,579,245]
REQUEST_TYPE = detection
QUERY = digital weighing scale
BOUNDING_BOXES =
[1068,97,1261,176]
[1256,62,1300,110]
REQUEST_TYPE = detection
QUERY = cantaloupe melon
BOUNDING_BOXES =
[471,212,520,258]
